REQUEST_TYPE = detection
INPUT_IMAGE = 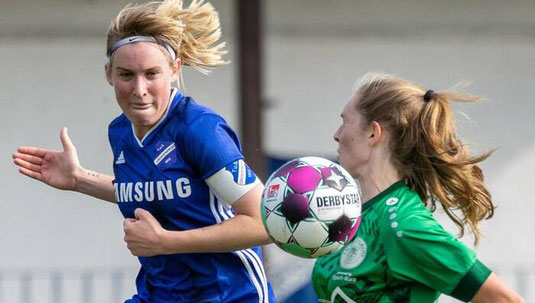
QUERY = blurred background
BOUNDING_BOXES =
[1,0,534,302]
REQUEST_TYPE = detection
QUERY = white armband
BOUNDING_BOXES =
[205,159,261,205]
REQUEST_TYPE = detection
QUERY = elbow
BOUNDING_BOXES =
[255,219,273,246]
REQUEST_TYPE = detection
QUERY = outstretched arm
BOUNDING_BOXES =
[123,183,271,256]
[471,273,524,303]
[13,127,116,203]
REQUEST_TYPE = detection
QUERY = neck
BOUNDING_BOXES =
[358,172,401,204]
[357,156,402,204]
[133,125,151,141]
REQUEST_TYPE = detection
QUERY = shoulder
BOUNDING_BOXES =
[370,185,468,260]
[169,96,227,127]
[371,182,425,220]
[171,97,237,143]
[108,113,130,136]
[109,112,128,128]
[107,113,131,150]
[373,186,476,262]
[169,96,241,154]
[370,184,440,238]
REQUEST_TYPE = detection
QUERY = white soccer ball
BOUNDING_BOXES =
[261,157,362,258]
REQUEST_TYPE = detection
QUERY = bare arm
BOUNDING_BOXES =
[471,273,524,303]
[73,168,116,203]
[13,127,116,203]
[123,183,272,256]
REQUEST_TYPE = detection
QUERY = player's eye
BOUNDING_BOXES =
[146,71,160,78]
[119,72,133,78]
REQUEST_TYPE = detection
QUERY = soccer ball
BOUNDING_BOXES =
[261,156,362,258]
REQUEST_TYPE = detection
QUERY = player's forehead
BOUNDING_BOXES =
[112,42,170,70]
[341,93,360,119]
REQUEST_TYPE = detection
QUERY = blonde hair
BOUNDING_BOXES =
[354,73,495,245]
[106,0,228,78]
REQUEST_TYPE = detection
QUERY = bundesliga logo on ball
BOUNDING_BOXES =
[261,157,362,258]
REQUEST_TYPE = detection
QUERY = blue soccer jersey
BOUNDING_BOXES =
[109,89,274,303]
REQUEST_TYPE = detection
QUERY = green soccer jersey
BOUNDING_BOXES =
[312,181,491,303]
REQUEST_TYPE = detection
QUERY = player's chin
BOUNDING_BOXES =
[336,154,344,166]
[129,113,159,126]
[338,157,353,177]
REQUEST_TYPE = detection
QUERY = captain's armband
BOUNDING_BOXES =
[205,159,261,204]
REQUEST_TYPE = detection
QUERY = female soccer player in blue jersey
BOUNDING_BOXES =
[312,73,523,302]
[13,1,275,302]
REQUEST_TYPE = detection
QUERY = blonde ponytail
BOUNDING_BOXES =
[107,0,228,75]
[157,0,228,73]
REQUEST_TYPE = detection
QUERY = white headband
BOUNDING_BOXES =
[107,36,176,61]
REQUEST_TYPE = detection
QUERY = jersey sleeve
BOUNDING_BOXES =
[181,114,244,180]
[382,213,491,301]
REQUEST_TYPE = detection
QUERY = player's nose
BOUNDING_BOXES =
[333,127,341,143]
[132,76,148,98]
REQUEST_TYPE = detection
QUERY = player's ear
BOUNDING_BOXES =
[369,121,383,146]
[170,59,181,82]
[104,62,113,86]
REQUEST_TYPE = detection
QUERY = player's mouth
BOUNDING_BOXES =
[131,103,152,110]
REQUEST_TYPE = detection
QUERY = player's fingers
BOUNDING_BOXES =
[128,245,139,256]
[60,127,75,152]
[123,218,136,231]
[134,208,150,220]
[12,152,44,166]
[18,167,43,182]
[14,158,42,173]
[17,146,49,158]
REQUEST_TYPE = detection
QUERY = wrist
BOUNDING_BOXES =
[72,166,87,192]
[159,229,179,255]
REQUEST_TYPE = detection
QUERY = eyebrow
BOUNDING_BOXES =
[115,67,133,72]
[115,66,162,72]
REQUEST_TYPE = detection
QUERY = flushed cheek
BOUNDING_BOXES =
[114,87,133,104]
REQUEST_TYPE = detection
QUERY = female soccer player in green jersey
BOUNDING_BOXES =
[312,73,524,302]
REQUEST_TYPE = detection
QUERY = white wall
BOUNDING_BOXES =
[1,0,534,301]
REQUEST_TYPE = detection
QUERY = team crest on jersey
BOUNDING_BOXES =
[225,159,256,185]
[340,237,367,269]
[153,141,177,169]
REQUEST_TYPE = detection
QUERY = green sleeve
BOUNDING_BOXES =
[382,212,487,300]
[450,260,492,301]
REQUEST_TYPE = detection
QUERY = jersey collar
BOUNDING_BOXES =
[132,88,183,147]
[362,180,406,212]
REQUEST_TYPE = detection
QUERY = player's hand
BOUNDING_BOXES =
[123,208,169,257]
[13,127,82,191]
